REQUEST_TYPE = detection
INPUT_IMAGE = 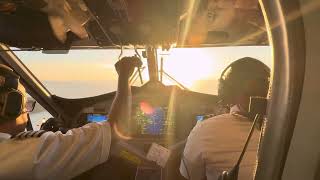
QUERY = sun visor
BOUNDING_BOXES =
[45,0,89,43]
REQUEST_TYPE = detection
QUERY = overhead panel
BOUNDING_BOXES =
[177,0,268,47]
[0,0,268,49]
[84,0,180,47]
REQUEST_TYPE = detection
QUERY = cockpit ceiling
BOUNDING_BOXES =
[0,0,268,49]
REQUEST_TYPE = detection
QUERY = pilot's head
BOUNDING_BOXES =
[218,57,270,110]
[0,64,28,135]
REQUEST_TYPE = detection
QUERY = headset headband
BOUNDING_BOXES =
[218,57,270,104]
[219,57,270,80]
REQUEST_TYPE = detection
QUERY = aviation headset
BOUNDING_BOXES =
[217,57,270,105]
[0,64,24,122]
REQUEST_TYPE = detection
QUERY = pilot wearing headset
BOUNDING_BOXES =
[0,57,142,179]
[180,57,270,180]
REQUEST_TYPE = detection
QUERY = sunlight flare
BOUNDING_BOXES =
[162,48,217,88]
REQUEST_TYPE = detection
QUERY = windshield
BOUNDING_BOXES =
[15,49,149,98]
[15,46,271,98]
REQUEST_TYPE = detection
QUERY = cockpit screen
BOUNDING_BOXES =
[134,101,175,136]
[87,114,108,122]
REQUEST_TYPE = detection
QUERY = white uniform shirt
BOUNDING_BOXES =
[0,121,111,180]
[180,105,260,180]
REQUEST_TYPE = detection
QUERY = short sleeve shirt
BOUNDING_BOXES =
[0,121,111,180]
[180,106,260,180]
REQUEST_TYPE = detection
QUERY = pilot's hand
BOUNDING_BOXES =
[115,56,142,79]
[40,118,69,133]
[40,117,61,132]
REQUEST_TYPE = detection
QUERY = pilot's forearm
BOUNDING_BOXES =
[117,76,131,96]
[108,75,132,126]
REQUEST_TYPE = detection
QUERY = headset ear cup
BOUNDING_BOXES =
[0,89,24,121]
[218,79,225,101]
[218,78,233,104]
[7,90,24,117]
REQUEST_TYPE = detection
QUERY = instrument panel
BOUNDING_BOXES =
[71,84,219,144]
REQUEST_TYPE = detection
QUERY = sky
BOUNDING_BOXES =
[14,46,272,98]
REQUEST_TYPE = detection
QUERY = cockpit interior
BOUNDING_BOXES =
[1,0,319,180]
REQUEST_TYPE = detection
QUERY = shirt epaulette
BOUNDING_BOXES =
[231,112,249,118]
[11,130,47,139]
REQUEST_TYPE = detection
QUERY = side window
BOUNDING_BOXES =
[27,95,53,130]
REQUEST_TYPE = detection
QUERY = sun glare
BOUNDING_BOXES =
[161,48,217,88]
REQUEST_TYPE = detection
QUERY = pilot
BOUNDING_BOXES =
[180,57,270,180]
[0,57,142,179]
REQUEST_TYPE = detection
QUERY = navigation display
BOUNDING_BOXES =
[134,101,175,136]
[87,114,108,122]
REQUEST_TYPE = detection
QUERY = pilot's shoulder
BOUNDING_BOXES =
[202,113,250,128]
[11,130,48,140]
[204,113,233,122]
[190,114,237,136]
[191,114,229,132]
